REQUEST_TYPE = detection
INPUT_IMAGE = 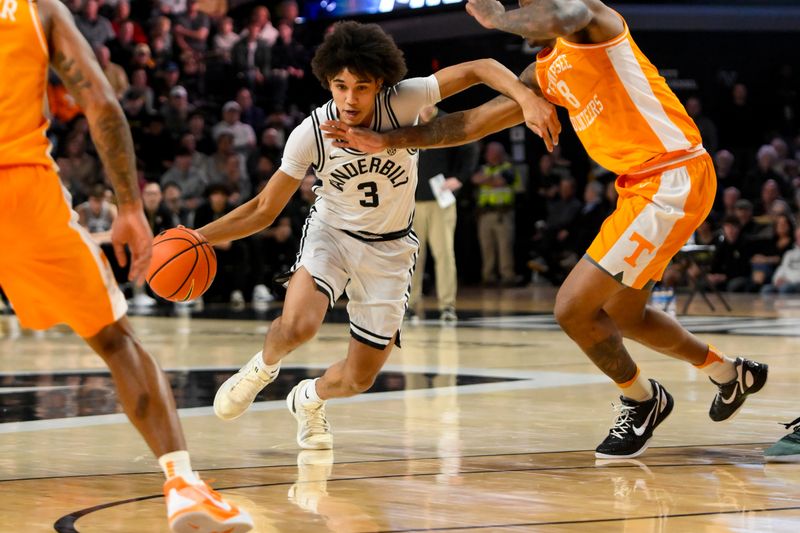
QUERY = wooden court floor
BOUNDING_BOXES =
[2,287,800,532]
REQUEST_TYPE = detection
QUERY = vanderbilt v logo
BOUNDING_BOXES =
[624,232,656,268]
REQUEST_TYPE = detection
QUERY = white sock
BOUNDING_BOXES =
[159,450,200,483]
[299,378,323,406]
[617,367,653,402]
[695,345,737,383]
[254,351,281,380]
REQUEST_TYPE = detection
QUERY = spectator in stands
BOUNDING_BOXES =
[755,179,783,218]
[231,21,272,90]
[163,182,193,227]
[719,82,760,172]
[150,16,174,61]
[733,199,766,241]
[685,96,718,155]
[709,216,755,292]
[155,0,188,17]
[213,17,239,63]
[473,142,520,286]
[750,212,795,289]
[76,184,116,245]
[188,111,215,154]
[241,5,279,46]
[236,87,266,135]
[712,149,740,212]
[409,106,478,322]
[571,180,608,257]
[178,132,210,179]
[129,68,156,114]
[161,85,193,138]
[130,43,156,77]
[57,133,100,206]
[193,184,248,307]
[720,186,741,220]
[76,0,115,50]
[142,182,175,236]
[213,153,252,206]
[744,144,782,199]
[212,101,256,153]
[531,176,583,283]
[153,62,181,104]
[175,0,211,56]
[762,226,800,294]
[272,20,307,79]
[139,115,174,180]
[111,1,146,44]
[95,45,129,100]
[108,20,135,70]
[206,131,248,185]
[121,88,149,142]
[160,147,208,210]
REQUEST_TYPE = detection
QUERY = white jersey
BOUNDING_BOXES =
[280,75,441,236]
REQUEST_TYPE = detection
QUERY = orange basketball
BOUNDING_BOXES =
[146,227,216,302]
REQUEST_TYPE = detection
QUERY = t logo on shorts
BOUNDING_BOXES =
[624,232,656,268]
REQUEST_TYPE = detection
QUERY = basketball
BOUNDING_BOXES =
[146,227,217,302]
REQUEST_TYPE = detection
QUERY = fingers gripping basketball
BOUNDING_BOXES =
[146,227,217,302]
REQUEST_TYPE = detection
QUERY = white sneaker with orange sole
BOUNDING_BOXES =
[164,475,253,533]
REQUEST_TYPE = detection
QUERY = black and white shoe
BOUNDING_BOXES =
[595,379,674,459]
[708,357,768,422]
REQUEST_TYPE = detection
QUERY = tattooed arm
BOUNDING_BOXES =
[41,0,152,284]
[465,0,623,43]
[321,62,561,152]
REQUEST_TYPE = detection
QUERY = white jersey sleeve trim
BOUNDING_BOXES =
[278,116,319,180]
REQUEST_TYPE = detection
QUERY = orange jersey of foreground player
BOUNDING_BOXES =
[0,0,53,168]
[535,17,702,175]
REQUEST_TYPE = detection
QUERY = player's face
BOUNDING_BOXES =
[329,69,382,127]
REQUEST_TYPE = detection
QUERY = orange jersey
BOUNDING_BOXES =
[0,0,53,168]
[535,17,702,175]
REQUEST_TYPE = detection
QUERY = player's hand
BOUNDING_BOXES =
[466,0,505,30]
[320,120,388,154]
[111,202,153,286]
[521,96,561,152]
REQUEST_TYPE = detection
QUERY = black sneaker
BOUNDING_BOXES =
[595,379,674,459]
[708,357,768,422]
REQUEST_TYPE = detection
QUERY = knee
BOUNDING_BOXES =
[554,292,584,334]
[342,372,377,395]
[88,321,137,360]
[280,314,320,345]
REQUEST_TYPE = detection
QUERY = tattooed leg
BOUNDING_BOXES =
[554,258,638,383]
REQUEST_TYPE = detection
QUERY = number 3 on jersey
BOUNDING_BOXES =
[358,181,379,208]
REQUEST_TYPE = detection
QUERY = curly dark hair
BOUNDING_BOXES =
[311,21,407,89]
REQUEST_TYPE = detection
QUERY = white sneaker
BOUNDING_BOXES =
[132,292,157,307]
[287,450,334,513]
[214,352,279,420]
[286,380,333,450]
[252,284,274,303]
[230,290,245,310]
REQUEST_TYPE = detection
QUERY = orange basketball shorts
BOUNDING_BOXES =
[586,152,716,290]
[0,165,127,338]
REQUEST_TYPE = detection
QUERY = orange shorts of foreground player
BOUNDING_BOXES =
[586,151,715,290]
[0,164,126,337]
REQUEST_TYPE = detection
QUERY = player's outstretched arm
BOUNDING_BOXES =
[322,63,560,152]
[466,0,593,40]
[197,171,301,245]
[42,0,151,284]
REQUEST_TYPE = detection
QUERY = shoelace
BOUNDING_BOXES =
[302,403,330,434]
[231,365,270,394]
[780,416,800,431]
[609,403,637,439]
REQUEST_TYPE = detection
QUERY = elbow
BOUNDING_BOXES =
[551,3,593,36]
